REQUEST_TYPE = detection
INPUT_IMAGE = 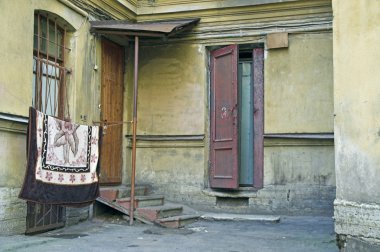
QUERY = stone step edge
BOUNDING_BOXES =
[201,213,281,223]
[117,195,165,202]
[135,205,184,222]
[137,205,183,212]
[156,214,200,222]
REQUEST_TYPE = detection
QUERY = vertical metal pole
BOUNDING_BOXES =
[130,36,139,225]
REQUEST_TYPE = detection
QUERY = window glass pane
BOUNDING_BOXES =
[35,62,60,116]
[48,63,55,76]
[40,76,57,116]
[57,29,63,60]
[47,79,57,116]
[32,73,36,108]
[33,58,37,73]
[33,13,65,117]
[48,22,57,58]
[41,62,47,75]
[33,15,38,50]
[40,17,47,54]
[41,61,61,77]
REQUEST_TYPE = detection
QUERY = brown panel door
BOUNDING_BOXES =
[100,39,124,184]
[210,45,239,189]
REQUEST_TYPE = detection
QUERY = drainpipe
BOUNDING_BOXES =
[130,36,139,225]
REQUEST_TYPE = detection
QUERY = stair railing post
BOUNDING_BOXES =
[130,35,139,225]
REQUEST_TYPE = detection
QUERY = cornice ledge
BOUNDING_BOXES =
[136,0,329,16]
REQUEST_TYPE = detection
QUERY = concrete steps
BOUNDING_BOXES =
[116,195,165,209]
[99,186,148,202]
[135,205,183,222]
[96,186,199,228]
[155,214,200,228]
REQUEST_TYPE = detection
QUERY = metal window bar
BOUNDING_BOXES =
[27,12,70,235]
[33,13,69,119]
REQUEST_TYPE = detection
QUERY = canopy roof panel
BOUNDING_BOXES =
[90,18,200,37]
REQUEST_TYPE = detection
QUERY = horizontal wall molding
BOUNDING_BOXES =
[137,0,304,12]
[264,133,334,139]
[124,134,333,148]
[264,133,334,147]
[125,134,204,141]
[0,114,28,134]
[137,0,332,45]
[137,0,331,19]
[140,17,332,45]
[125,135,205,148]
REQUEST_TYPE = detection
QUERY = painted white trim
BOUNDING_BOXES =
[0,114,28,124]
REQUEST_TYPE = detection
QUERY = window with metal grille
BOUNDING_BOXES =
[33,13,67,117]
[27,12,69,235]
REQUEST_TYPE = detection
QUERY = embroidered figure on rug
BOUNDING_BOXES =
[53,119,80,164]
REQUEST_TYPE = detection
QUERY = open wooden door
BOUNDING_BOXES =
[100,39,124,184]
[209,45,239,189]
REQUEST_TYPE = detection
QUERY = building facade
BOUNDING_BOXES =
[1,0,338,240]
[333,0,380,248]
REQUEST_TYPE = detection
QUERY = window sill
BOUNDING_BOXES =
[0,113,28,134]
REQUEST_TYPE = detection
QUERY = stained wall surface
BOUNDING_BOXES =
[333,0,380,242]
[0,0,104,234]
[126,23,334,215]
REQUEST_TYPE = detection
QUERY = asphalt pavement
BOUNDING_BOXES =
[0,215,337,252]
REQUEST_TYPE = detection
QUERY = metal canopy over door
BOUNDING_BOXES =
[210,44,239,189]
[100,39,124,184]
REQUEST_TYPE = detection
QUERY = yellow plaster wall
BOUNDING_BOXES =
[333,0,380,204]
[69,22,102,125]
[129,33,333,136]
[135,147,206,201]
[0,0,103,183]
[0,131,26,187]
[133,43,206,135]
[265,33,334,133]
[0,0,85,117]
[0,0,105,234]
[126,34,334,214]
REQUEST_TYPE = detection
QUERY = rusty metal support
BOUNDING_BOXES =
[130,36,139,225]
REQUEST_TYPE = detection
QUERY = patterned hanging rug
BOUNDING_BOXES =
[19,107,102,206]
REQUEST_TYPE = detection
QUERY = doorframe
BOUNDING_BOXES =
[99,38,125,185]
[206,44,264,191]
